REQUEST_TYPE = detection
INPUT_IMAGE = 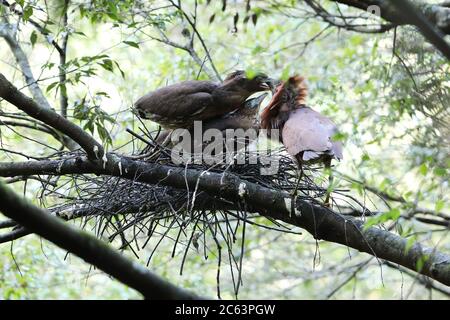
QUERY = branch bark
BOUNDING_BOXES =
[1,155,449,286]
[330,0,450,35]
[389,0,450,59]
[0,179,201,300]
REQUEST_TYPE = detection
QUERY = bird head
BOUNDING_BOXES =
[223,70,272,93]
[264,75,308,112]
[286,75,308,105]
[260,75,308,130]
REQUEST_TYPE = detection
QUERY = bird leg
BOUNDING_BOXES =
[291,164,304,198]
[323,158,333,207]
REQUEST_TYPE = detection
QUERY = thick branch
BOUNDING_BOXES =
[1,155,449,286]
[389,0,450,59]
[330,0,450,34]
[0,73,103,160]
[0,179,201,300]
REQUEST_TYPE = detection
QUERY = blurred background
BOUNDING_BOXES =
[0,0,448,299]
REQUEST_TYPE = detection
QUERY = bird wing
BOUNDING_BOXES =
[282,107,343,161]
[201,94,267,132]
[134,81,218,124]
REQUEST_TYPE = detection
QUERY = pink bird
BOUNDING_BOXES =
[261,75,343,205]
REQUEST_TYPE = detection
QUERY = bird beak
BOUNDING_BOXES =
[259,82,271,90]
[268,79,282,93]
[266,83,285,110]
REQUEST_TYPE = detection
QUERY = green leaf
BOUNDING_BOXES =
[280,67,290,81]
[435,200,445,212]
[415,254,429,272]
[99,59,114,72]
[95,91,110,98]
[107,2,119,20]
[251,45,264,54]
[59,83,67,98]
[404,236,417,254]
[123,41,140,49]
[332,132,347,142]
[419,163,428,176]
[83,119,94,134]
[74,31,87,37]
[30,31,37,46]
[97,123,112,145]
[364,208,401,229]
[433,167,446,177]
[114,61,125,79]
[46,82,59,92]
[23,5,33,21]
[245,68,258,80]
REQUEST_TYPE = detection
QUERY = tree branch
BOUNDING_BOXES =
[384,261,450,297]
[330,0,450,34]
[0,73,103,160]
[59,0,69,118]
[0,179,201,299]
[0,23,53,110]
[1,155,449,286]
[0,14,79,150]
[169,0,222,81]
[1,0,65,55]
[389,0,450,59]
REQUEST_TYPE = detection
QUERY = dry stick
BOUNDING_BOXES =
[168,0,222,82]
[0,180,201,299]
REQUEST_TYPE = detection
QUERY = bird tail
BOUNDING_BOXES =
[287,75,308,105]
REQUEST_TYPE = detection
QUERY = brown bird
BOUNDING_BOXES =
[201,92,267,133]
[158,93,268,155]
[198,92,268,154]
[134,70,271,129]
[261,76,343,205]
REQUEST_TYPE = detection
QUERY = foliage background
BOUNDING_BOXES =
[0,0,448,299]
